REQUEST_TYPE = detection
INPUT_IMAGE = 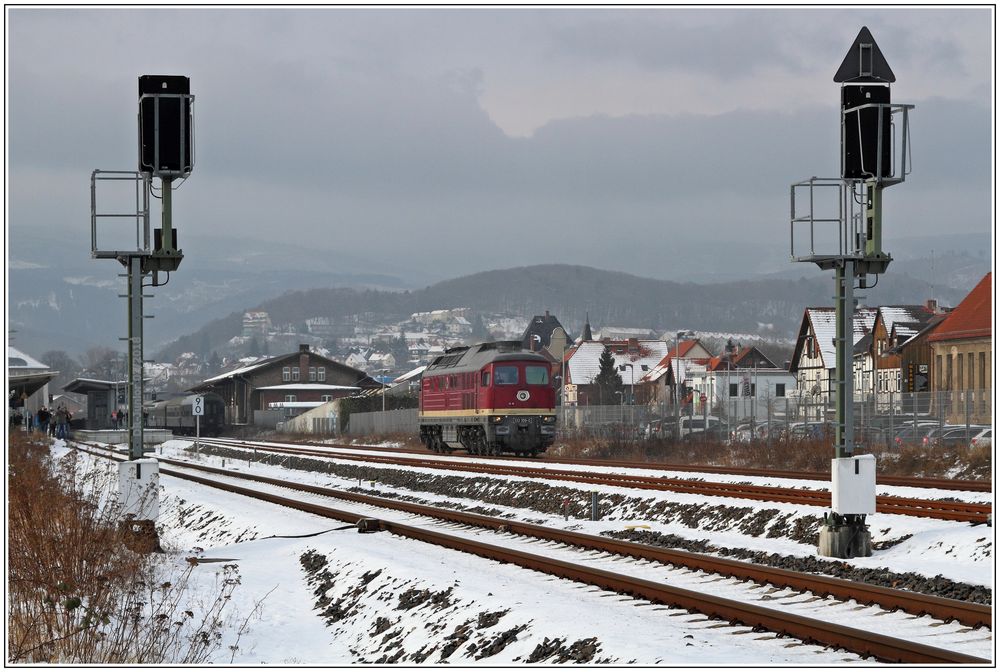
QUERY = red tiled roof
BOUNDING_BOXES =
[665,340,700,359]
[928,273,992,343]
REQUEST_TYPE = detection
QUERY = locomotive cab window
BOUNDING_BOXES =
[481,371,490,387]
[494,366,518,385]
[525,366,549,385]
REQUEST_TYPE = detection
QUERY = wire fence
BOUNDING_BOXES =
[320,389,992,449]
[559,389,992,448]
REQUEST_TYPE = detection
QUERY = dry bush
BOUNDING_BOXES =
[7,433,241,664]
[552,433,990,480]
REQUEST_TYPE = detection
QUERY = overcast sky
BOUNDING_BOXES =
[7,7,994,281]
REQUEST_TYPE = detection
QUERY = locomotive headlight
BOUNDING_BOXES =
[492,416,504,424]
[542,416,556,424]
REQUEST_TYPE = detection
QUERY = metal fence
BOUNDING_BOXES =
[328,389,991,447]
[345,408,418,436]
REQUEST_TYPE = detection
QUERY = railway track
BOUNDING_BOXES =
[265,436,993,492]
[69,441,991,664]
[196,437,993,523]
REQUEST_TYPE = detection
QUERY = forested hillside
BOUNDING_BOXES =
[156,264,966,360]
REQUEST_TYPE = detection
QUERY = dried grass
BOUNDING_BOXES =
[7,433,241,664]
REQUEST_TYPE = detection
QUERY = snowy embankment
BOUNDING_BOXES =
[53,439,993,665]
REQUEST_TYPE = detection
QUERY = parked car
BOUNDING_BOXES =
[788,422,834,440]
[923,425,985,448]
[970,427,992,450]
[730,421,772,443]
[682,427,729,443]
[678,415,722,438]
[891,423,940,447]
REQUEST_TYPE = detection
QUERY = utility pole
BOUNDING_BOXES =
[790,27,913,559]
[91,75,196,548]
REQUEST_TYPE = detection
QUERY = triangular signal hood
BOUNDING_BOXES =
[834,26,895,83]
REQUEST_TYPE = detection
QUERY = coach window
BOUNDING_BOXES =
[525,366,549,385]
[495,366,518,385]
[481,371,490,387]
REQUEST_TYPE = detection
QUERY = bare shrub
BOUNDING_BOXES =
[7,434,240,664]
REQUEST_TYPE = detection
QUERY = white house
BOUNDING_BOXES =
[790,307,877,421]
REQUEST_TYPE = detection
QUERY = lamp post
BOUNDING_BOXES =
[619,363,635,427]
[674,330,696,440]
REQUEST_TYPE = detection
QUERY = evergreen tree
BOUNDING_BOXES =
[592,348,623,405]
[470,313,490,342]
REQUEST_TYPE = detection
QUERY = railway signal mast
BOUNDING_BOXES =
[91,76,195,538]
[790,28,913,558]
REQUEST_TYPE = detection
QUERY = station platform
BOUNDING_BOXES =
[73,429,174,446]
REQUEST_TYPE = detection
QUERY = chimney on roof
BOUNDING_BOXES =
[545,310,550,318]
[925,298,938,313]
[299,344,310,353]
[627,338,638,351]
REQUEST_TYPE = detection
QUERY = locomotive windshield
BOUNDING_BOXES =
[494,366,518,385]
[525,366,549,385]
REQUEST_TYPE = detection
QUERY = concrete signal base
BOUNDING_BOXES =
[818,514,873,559]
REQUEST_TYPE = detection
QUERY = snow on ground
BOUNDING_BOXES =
[51,439,994,665]
[190,438,994,588]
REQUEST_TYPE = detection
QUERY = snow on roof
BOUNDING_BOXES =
[878,305,932,338]
[393,365,426,384]
[257,384,361,391]
[8,346,48,370]
[567,340,670,385]
[267,401,326,409]
[202,357,275,383]
[596,327,657,340]
[807,307,877,368]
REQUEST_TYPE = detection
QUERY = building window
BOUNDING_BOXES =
[729,383,738,397]
[936,354,942,390]
[309,367,317,382]
[775,383,785,397]
[321,395,332,402]
[896,371,901,392]
[979,352,986,390]
[318,367,326,382]
[292,367,300,382]
[957,355,964,393]
[285,394,296,403]
[282,367,291,382]
[945,355,953,391]
[966,353,974,392]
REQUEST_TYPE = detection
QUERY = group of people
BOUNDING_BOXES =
[13,405,73,439]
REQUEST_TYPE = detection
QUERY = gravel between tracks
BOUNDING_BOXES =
[188,444,992,606]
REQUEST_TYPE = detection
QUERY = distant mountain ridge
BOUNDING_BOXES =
[155,263,979,361]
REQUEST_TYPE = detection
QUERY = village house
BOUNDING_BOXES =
[789,306,878,421]
[927,273,992,425]
[565,338,672,406]
[869,303,940,408]
[193,344,379,426]
[687,345,797,422]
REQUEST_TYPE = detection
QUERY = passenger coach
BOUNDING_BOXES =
[418,341,556,456]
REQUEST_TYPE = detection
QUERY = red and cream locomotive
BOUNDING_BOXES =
[418,341,557,456]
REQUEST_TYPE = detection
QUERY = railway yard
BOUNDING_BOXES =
[52,436,993,665]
